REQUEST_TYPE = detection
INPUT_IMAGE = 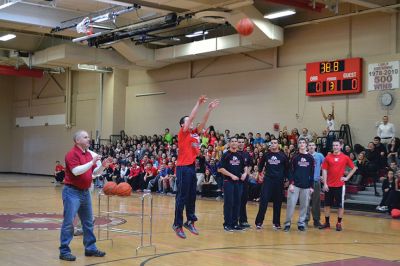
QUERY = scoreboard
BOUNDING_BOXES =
[306,58,362,96]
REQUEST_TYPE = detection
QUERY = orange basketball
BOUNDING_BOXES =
[391,208,400,219]
[115,182,132,197]
[103,181,117,196]
[236,18,254,36]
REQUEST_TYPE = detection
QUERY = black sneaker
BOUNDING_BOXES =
[298,225,306,231]
[59,253,76,261]
[336,222,342,231]
[319,223,331,230]
[313,221,322,228]
[224,225,234,232]
[85,250,106,257]
[233,225,245,231]
[283,225,290,232]
[240,222,251,228]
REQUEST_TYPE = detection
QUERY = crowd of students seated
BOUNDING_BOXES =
[54,126,400,215]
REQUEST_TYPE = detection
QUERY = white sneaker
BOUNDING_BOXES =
[377,206,386,212]
[143,189,151,193]
[74,228,83,236]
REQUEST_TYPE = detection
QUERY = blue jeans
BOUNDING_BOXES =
[59,185,97,255]
[174,165,197,227]
[223,181,242,227]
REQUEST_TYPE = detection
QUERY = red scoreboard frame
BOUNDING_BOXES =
[306,57,362,96]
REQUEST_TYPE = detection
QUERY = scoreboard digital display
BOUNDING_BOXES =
[306,58,362,96]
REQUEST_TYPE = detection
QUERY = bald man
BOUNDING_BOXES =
[59,130,112,261]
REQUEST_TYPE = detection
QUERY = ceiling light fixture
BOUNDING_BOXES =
[77,64,113,73]
[136,92,166,97]
[0,34,16,41]
[264,10,296,19]
[185,31,209,38]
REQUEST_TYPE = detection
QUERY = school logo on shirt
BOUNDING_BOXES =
[268,156,281,165]
[334,158,339,162]
[298,157,310,167]
[190,132,200,148]
[230,156,241,166]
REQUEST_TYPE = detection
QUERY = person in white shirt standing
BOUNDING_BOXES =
[377,116,395,146]
[321,103,335,131]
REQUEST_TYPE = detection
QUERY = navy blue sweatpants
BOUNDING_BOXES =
[223,180,242,227]
[174,165,198,227]
[255,177,284,226]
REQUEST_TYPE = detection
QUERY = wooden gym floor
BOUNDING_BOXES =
[0,174,399,266]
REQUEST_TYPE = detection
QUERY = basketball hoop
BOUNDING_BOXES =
[76,17,90,34]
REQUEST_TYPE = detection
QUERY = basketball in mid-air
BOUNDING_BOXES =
[236,18,254,36]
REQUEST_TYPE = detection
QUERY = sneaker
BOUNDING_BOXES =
[255,224,263,230]
[336,222,342,231]
[183,221,199,235]
[283,225,290,232]
[224,225,234,232]
[73,228,83,236]
[143,189,151,193]
[233,225,245,231]
[59,253,76,261]
[298,225,306,231]
[85,249,106,257]
[319,223,331,230]
[216,196,223,200]
[172,225,186,239]
[240,222,251,228]
[382,206,388,211]
[273,224,282,230]
[313,221,322,228]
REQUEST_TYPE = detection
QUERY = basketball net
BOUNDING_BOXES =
[76,17,91,34]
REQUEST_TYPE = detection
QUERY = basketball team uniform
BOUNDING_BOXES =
[173,127,200,228]
[219,150,245,228]
[322,152,355,208]
[255,151,288,226]
[284,153,314,228]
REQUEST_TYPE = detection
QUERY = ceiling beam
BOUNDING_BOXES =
[93,0,188,13]
[341,0,397,13]
[0,2,84,28]
[265,0,324,12]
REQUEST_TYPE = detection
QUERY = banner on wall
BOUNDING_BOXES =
[368,61,400,91]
